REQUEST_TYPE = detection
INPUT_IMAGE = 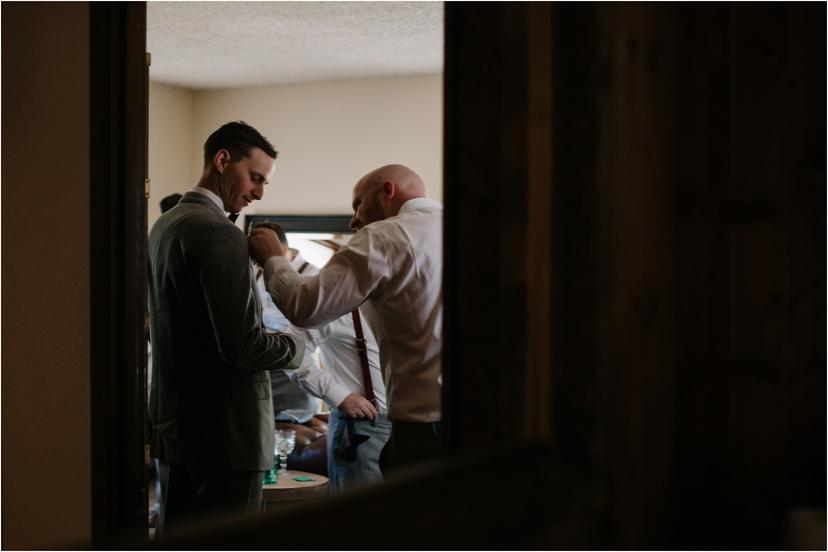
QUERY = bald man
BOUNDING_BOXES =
[249,164,443,473]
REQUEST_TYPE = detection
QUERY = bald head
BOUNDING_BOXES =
[358,164,425,198]
[350,164,426,230]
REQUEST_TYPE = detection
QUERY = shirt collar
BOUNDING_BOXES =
[398,197,443,214]
[191,186,227,214]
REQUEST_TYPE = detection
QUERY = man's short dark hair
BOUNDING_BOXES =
[203,121,277,168]
[252,221,288,246]
[160,193,182,214]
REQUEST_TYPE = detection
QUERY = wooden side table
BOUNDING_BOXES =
[262,470,329,511]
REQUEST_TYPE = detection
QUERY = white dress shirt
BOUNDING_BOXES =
[263,197,443,422]
[280,253,386,413]
[255,263,320,422]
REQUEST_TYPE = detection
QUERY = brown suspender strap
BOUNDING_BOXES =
[298,261,309,274]
[350,309,376,407]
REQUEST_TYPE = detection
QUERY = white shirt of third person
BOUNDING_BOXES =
[256,251,386,413]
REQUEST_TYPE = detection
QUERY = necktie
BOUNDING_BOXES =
[228,213,239,223]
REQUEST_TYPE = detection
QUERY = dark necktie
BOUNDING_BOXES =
[228,213,239,223]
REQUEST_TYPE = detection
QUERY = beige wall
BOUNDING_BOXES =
[148,75,442,228]
[1,3,92,548]
[148,82,194,226]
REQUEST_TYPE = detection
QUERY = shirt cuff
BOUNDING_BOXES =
[264,255,292,276]
[324,385,352,411]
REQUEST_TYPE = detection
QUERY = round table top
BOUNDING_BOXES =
[262,469,329,503]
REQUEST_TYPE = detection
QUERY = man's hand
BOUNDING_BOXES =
[248,228,285,266]
[338,393,378,419]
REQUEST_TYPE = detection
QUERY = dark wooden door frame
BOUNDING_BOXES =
[89,3,149,547]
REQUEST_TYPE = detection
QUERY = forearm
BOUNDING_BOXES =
[231,328,305,372]
[262,256,360,328]
[287,358,351,409]
[283,329,351,408]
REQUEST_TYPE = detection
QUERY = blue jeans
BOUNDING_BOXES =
[327,408,392,492]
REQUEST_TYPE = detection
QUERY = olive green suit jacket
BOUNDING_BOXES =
[148,191,304,472]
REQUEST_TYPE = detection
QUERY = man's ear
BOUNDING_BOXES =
[382,180,396,200]
[213,149,231,173]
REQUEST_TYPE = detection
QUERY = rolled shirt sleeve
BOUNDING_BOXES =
[262,228,386,329]
[283,325,352,409]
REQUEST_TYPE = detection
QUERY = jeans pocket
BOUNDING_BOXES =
[332,417,369,462]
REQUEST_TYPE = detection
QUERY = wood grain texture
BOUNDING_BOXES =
[90,2,150,546]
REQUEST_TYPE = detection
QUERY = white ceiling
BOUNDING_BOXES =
[147,1,444,90]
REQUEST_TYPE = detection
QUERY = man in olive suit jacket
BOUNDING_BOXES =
[148,122,304,535]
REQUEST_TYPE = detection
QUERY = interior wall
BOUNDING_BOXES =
[1,3,92,548]
[149,75,442,229]
[148,82,193,227]
[189,75,443,223]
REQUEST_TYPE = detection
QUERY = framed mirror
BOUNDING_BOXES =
[243,214,352,235]
[244,214,354,266]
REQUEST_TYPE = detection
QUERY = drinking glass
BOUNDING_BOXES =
[274,429,296,475]
[263,455,278,484]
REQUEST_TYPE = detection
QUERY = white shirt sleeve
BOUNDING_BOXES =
[284,325,352,409]
[262,227,388,328]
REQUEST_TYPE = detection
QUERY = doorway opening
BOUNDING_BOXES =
[145,1,444,539]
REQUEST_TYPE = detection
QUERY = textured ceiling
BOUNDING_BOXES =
[147,1,444,89]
